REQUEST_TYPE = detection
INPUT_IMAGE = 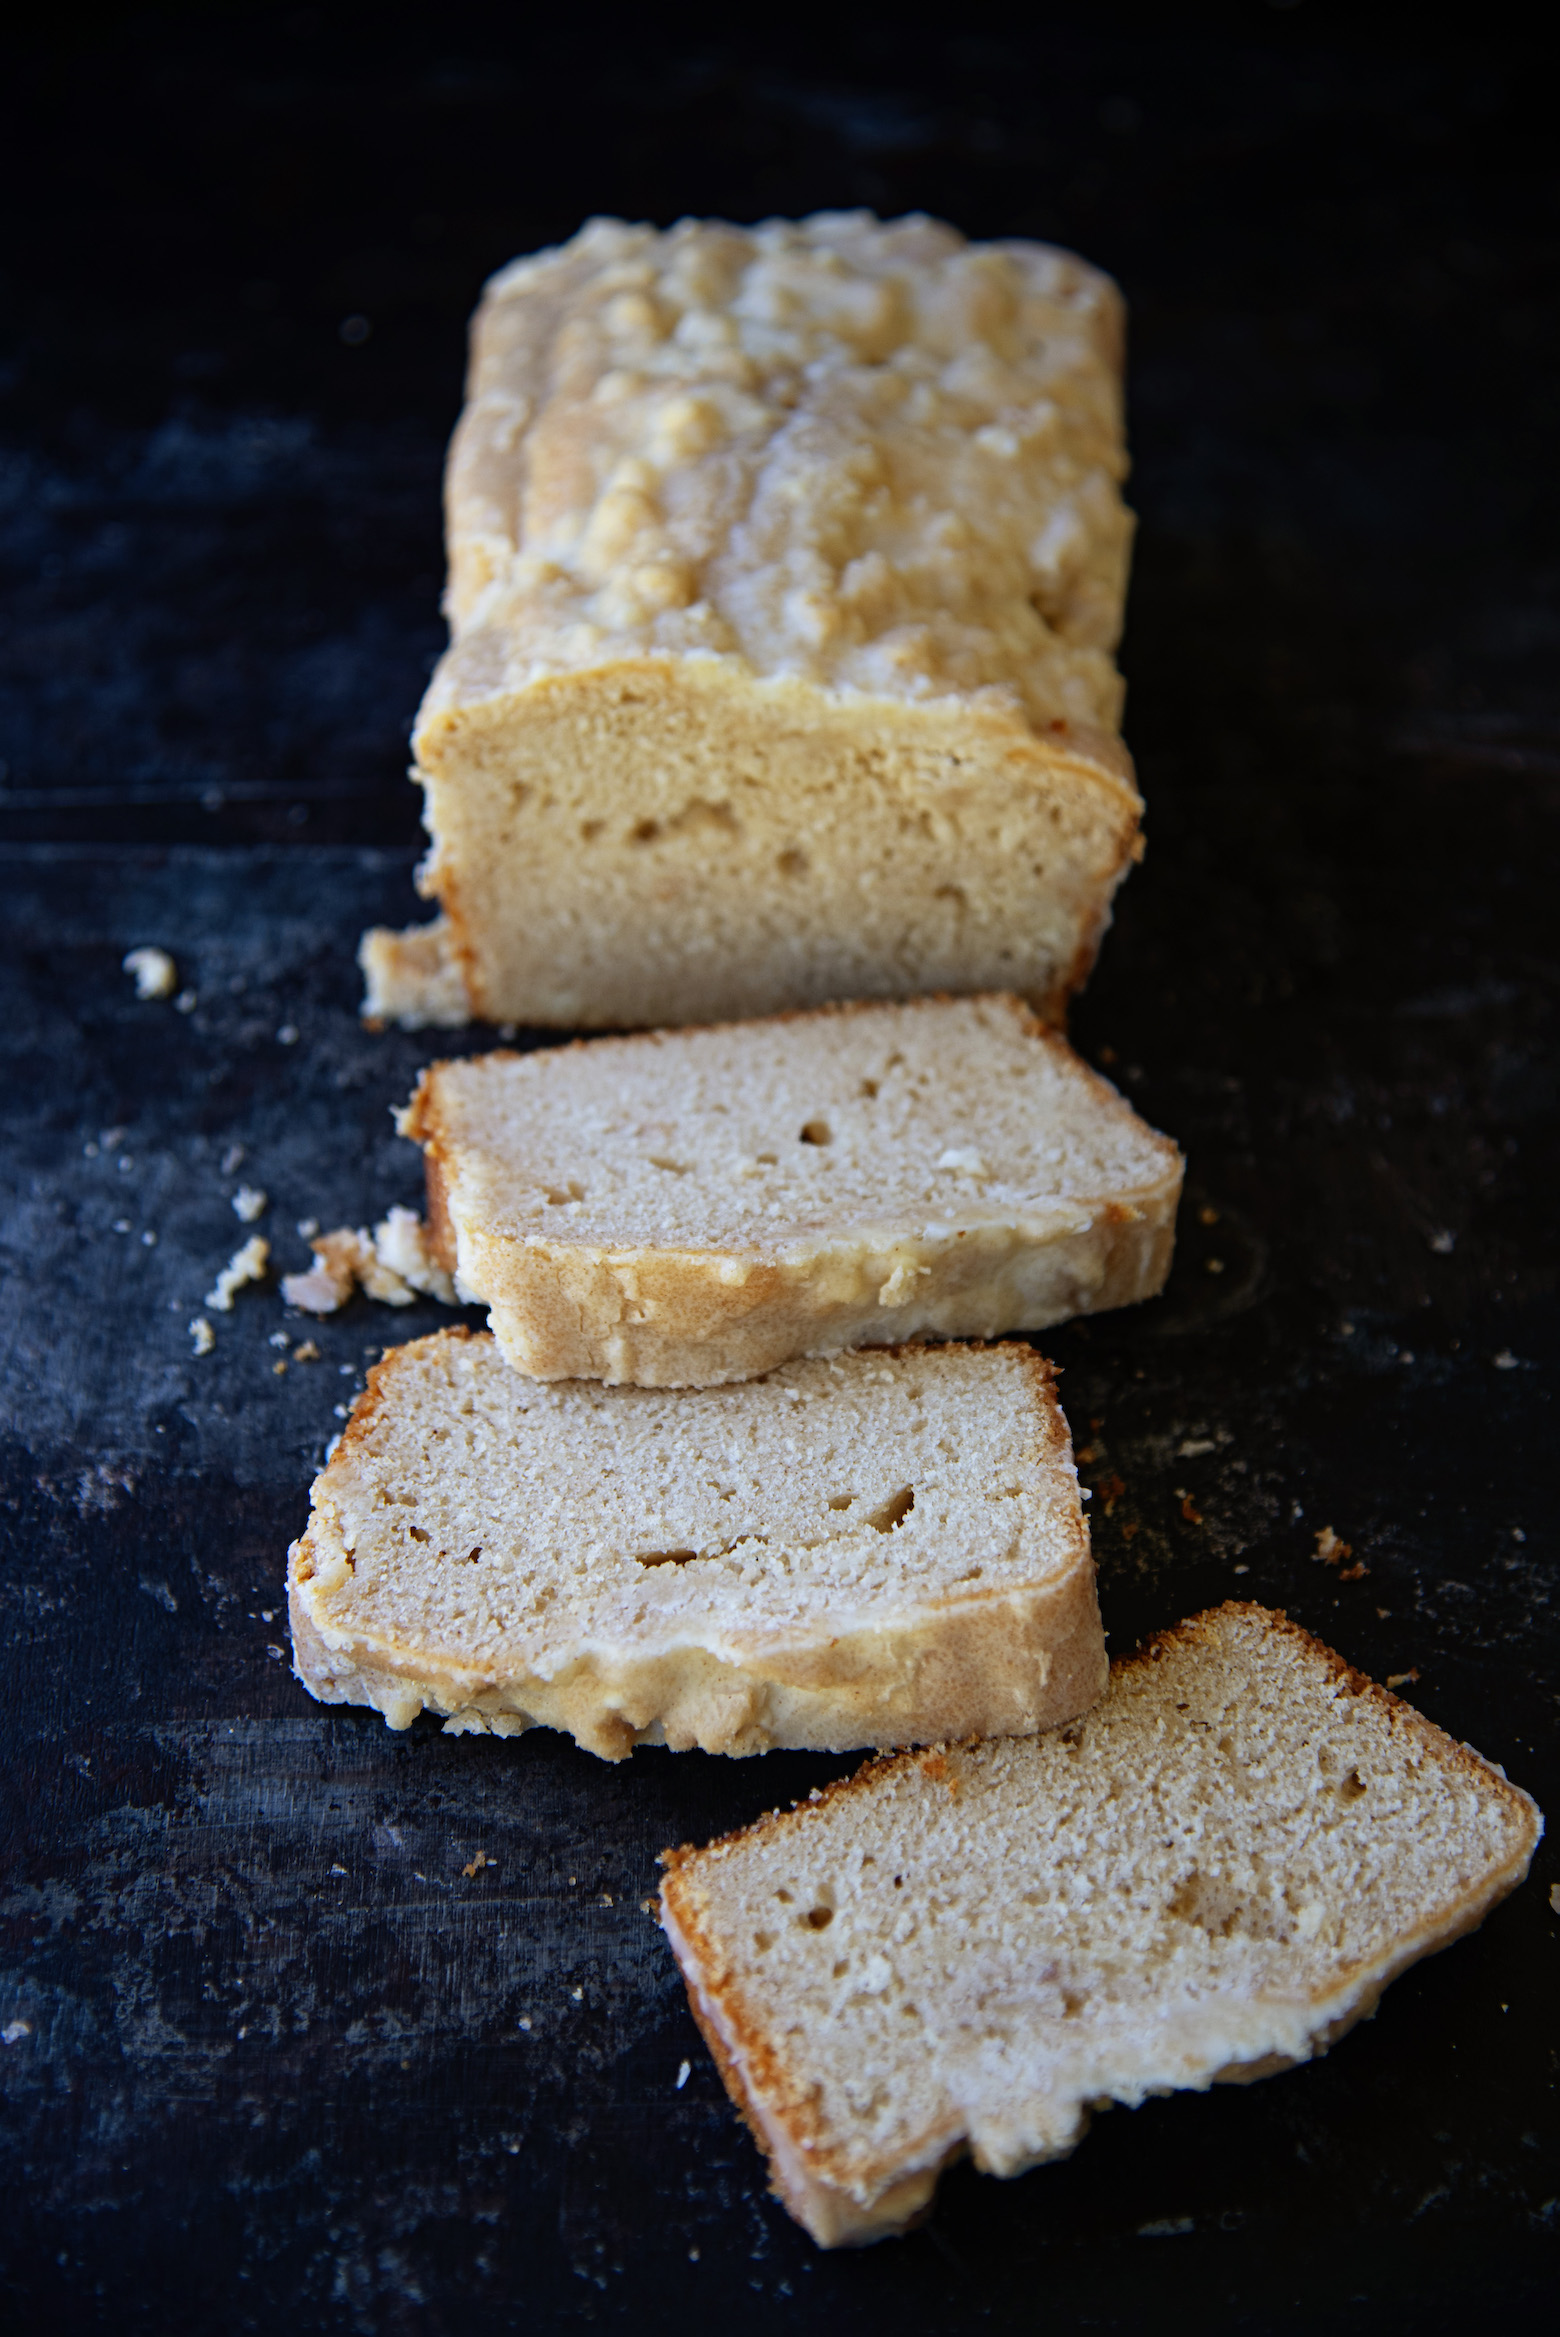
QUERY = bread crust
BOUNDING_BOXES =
[407,994,1183,1387]
[287,1332,1107,1760]
[658,1603,1544,2243]
[361,213,1143,1032]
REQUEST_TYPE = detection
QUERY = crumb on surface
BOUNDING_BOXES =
[232,1184,267,1223]
[123,946,177,1000]
[205,1235,270,1311]
[189,1317,215,1356]
[1314,1526,1351,1567]
[281,1209,457,1315]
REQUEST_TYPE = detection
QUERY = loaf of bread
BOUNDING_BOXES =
[287,1330,1106,1760]
[361,210,1140,1033]
[659,1603,1542,2245]
[404,992,1181,1386]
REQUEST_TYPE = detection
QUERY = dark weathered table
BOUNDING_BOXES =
[2,11,1556,2330]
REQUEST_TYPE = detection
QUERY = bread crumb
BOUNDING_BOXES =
[675,2059,691,2089]
[1550,1883,1560,1915]
[1314,1526,1351,1567]
[123,946,177,1000]
[293,1339,320,1362]
[1175,1490,1203,1526]
[189,1317,215,1355]
[297,1216,319,1239]
[1429,1229,1455,1254]
[232,1185,267,1223]
[1492,1350,1519,1370]
[282,1209,458,1315]
[272,1358,288,1377]
[205,1235,270,1311]
[1197,1205,1219,1226]
[461,1850,493,1878]
[1386,1669,1420,1690]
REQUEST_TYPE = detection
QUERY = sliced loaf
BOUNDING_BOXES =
[360,211,1140,1034]
[287,1330,1105,1760]
[404,992,1182,1386]
[659,1602,1543,2245]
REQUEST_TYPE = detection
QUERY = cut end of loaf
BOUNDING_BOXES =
[658,1601,1542,2245]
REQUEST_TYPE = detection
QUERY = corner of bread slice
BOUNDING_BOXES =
[658,1840,965,2246]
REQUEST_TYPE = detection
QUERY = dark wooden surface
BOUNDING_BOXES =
[2,8,1557,2330]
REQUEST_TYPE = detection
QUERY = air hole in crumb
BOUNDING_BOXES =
[827,1494,854,1511]
[637,1549,698,1568]
[893,1875,903,1888]
[867,1486,915,1533]
[631,818,660,843]
[777,847,807,878]
[408,1526,429,1544]
[463,1546,482,1565]
[775,1888,793,1904]
[1340,1770,1368,1800]
[545,1180,586,1205]
[859,1077,879,1099]
[753,1931,774,1953]
[581,819,604,842]
[647,1156,692,1176]
[799,1119,832,1146]
[831,1959,849,1978]
[804,1905,834,1931]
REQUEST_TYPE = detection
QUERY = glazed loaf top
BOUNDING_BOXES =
[429,210,1133,746]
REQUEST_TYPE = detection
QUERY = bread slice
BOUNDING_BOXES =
[403,992,1182,1387]
[659,1603,1543,2246]
[360,211,1141,1033]
[287,1330,1105,1760]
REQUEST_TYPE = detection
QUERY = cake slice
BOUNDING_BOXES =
[659,1603,1543,2246]
[403,992,1182,1387]
[287,1330,1105,1760]
[360,211,1140,1034]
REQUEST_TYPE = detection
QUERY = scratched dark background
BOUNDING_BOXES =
[2,4,1557,2330]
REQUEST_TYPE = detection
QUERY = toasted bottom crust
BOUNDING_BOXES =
[287,1529,1107,1762]
[657,1606,1544,2243]
[433,1176,1181,1388]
